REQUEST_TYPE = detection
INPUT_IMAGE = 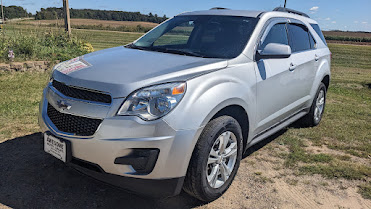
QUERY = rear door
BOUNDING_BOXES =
[286,22,317,106]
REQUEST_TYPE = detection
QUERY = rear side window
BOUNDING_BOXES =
[287,24,311,52]
[261,23,288,49]
[311,24,327,46]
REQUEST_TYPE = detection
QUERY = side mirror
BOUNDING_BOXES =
[257,43,292,60]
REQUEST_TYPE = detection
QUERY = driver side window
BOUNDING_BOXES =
[261,23,288,49]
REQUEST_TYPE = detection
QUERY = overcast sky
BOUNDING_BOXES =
[4,0,371,31]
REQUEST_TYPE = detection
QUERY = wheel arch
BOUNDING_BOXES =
[210,105,249,151]
[321,74,330,90]
[198,99,251,152]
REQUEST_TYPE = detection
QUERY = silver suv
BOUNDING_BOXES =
[39,7,331,202]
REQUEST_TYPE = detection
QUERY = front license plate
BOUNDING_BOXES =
[44,133,67,162]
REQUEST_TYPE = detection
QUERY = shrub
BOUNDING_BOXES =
[0,30,94,62]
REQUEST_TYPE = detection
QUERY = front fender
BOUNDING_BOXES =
[164,63,257,133]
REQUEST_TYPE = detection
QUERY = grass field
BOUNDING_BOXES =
[0,24,370,201]
[20,19,158,28]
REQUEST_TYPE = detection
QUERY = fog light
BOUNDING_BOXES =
[114,149,160,174]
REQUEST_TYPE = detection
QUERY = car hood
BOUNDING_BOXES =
[52,46,228,98]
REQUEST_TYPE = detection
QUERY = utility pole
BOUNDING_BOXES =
[284,0,287,8]
[1,0,4,23]
[63,0,71,36]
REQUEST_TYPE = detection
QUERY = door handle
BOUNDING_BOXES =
[289,63,296,71]
[315,54,320,61]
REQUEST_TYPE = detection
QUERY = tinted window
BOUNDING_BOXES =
[311,24,327,45]
[261,23,288,49]
[288,24,311,52]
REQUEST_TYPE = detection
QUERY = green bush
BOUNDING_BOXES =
[0,30,94,62]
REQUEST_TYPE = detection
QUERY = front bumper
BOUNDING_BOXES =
[39,86,202,196]
[69,157,185,197]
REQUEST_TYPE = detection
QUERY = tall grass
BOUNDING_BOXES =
[0,29,94,63]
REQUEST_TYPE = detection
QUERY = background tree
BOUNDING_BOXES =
[35,8,167,23]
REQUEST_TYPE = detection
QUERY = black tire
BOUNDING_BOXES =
[298,83,327,127]
[183,116,243,202]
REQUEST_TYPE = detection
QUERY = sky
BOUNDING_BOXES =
[4,0,371,32]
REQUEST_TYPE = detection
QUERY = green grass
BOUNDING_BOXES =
[358,183,371,200]
[278,136,334,167]
[298,162,371,180]
[0,72,50,140]
[328,43,371,69]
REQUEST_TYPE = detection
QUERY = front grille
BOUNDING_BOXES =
[52,80,112,104]
[47,103,102,136]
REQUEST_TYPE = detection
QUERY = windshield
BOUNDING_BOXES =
[128,15,258,59]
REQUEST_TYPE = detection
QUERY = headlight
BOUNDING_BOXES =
[49,62,63,81]
[117,82,186,121]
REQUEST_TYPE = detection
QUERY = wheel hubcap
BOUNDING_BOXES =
[314,89,325,122]
[206,131,238,189]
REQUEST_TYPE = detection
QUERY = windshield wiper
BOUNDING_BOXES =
[126,44,214,58]
[151,48,207,58]
[125,43,151,51]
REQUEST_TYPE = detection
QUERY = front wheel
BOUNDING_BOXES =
[183,116,243,202]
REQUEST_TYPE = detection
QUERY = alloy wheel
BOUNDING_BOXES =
[206,131,238,189]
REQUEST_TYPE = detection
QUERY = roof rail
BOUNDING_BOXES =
[273,7,310,18]
[210,7,230,10]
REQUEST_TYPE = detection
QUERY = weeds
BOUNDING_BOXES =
[278,137,333,167]
[0,29,94,62]
[298,162,371,180]
[358,183,371,200]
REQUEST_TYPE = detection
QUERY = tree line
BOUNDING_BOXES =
[35,7,167,23]
[3,6,32,19]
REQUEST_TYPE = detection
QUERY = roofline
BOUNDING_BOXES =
[177,10,265,18]
[175,8,312,20]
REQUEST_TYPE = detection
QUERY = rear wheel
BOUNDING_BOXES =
[299,83,327,127]
[183,116,243,202]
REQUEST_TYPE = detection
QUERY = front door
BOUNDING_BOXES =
[254,21,297,135]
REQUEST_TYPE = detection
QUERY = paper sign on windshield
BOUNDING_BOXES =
[55,57,91,74]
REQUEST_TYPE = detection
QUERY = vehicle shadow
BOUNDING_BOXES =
[243,129,287,158]
[0,133,203,209]
[0,128,289,208]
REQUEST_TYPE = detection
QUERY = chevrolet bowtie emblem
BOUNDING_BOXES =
[57,100,72,110]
